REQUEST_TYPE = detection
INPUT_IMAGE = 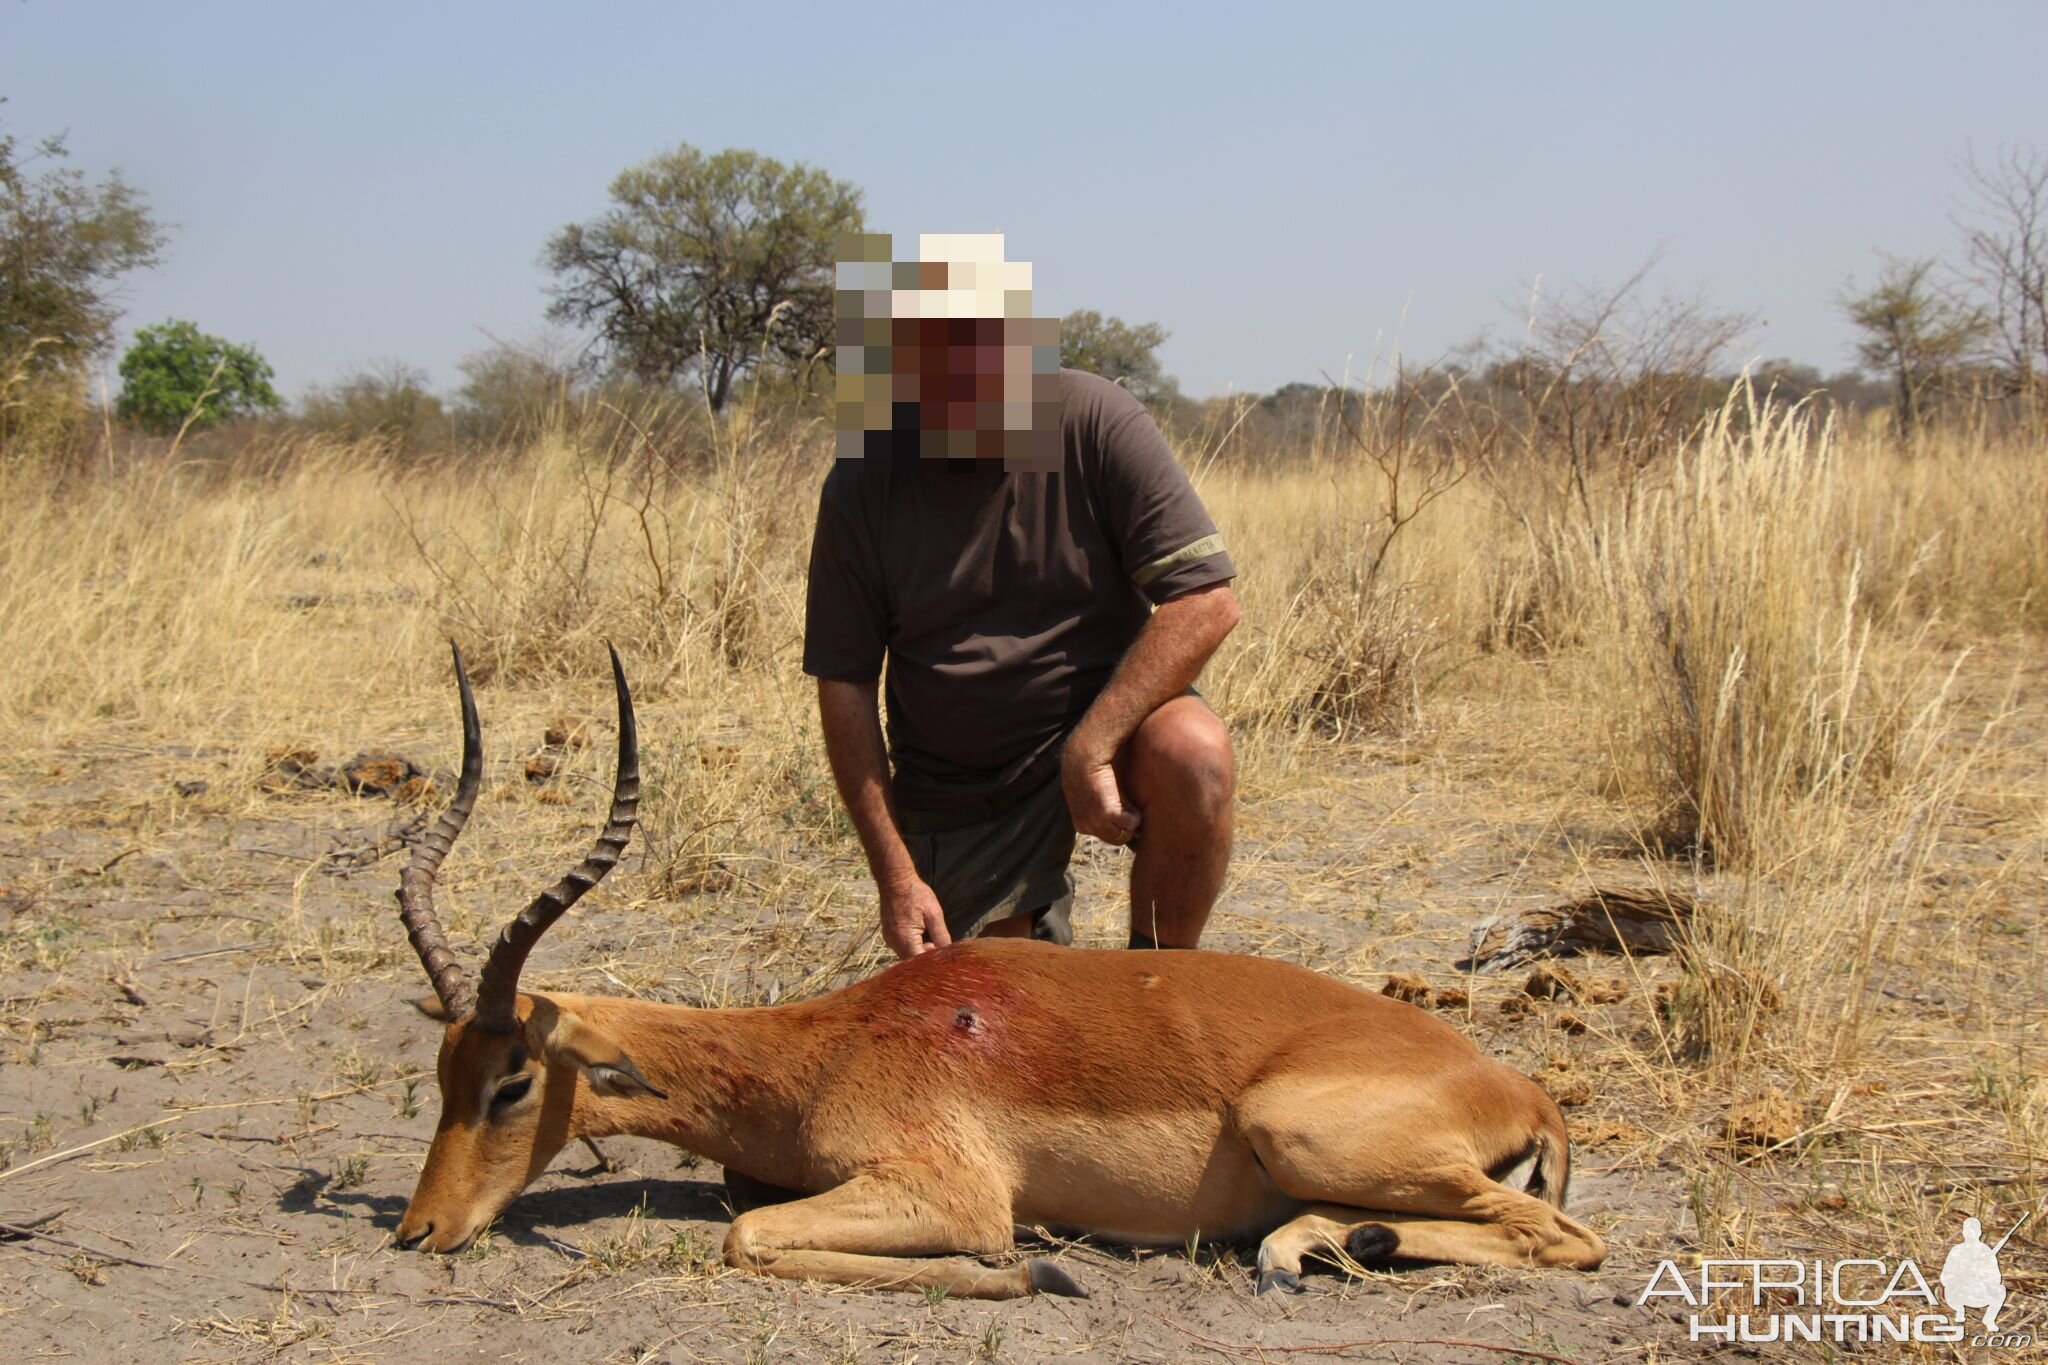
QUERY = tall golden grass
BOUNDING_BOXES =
[0,396,2038,1082]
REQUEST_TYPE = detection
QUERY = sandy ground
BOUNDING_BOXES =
[0,652,2039,1362]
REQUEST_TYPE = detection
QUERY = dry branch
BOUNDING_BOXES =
[1461,887,1694,972]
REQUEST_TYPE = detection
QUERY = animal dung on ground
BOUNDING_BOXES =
[1573,1118,1652,1148]
[340,753,426,797]
[260,745,322,789]
[697,740,741,768]
[544,716,590,750]
[1380,974,1469,1011]
[1582,977,1629,1005]
[1532,1061,1593,1107]
[524,752,576,801]
[1460,886,1695,972]
[1381,973,1432,1005]
[260,747,429,799]
[1725,1088,1801,1147]
[1523,964,1583,1001]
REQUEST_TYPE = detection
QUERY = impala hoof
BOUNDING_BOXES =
[1027,1258,1089,1298]
[1255,1268,1304,1295]
[1346,1222,1399,1263]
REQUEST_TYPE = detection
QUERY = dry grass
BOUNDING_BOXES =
[0,394,2041,1358]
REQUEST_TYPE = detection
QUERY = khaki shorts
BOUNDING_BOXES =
[900,766,1076,945]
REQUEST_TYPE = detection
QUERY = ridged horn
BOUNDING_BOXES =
[472,645,639,1032]
[396,641,481,1019]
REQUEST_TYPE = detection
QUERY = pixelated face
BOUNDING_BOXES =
[833,232,1062,470]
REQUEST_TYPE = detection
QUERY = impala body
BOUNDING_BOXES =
[387,647,1606,1298]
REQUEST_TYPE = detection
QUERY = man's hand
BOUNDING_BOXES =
[817,679,955,959]
[1058,583,1236,847]
[1062,735,1141,846]
[880,872,952,958]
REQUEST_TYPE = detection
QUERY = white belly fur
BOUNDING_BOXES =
[1000,1109,1297,1244]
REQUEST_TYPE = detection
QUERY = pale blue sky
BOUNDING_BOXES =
[5,1,2043,400]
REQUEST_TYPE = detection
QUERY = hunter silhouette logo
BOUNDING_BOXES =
[1942,1213,2022,1331]
[1639,1206,2036,1347]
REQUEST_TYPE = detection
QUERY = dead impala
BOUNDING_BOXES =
[389,645,1606,1298]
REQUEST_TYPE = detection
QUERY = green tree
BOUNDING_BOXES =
[1840,257,1987,434]
[544,144,863,412]
[1057,309,1180,405]
[116,319,279,434]
[1,110,167,379]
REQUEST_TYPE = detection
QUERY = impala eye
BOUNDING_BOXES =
[490,1075,533,1110]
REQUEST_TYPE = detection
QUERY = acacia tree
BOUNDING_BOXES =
[300,360,446,458]
[1493,258,1752,522]
[1956,146,2048,404]
[1,112,166,379]
[451,335,585,442]
[544,145,863,412]
[116,319,279,434]
[1058,309,1180,405]
[1840,257,1988,435]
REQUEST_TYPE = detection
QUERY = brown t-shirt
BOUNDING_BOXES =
[803,368,1235,812]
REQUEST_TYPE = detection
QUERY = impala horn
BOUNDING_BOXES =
[396,641,483,1020]
[472,644,639,1033]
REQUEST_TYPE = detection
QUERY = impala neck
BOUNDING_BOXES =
[552,993,822,1188]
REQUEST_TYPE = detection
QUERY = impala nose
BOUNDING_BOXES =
[395,1222,432,1250]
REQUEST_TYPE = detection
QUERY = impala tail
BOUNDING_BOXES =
[1528,1119,1570,1210]
[1487,1097,1572,1211]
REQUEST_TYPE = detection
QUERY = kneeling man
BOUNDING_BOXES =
[805,235,1239,957]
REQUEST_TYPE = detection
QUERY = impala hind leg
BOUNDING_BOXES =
[1253,1195,1603,1293]
[1249,1146,1605,1271]
[1241,1085,1605,1271]
[721,1172,1087,1300]
[1332,1206,1604,1269]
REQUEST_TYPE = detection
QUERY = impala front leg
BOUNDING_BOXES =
[721,1169,1087,1301]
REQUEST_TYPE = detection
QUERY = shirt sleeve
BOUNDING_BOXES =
[1092,384,1237,604]
[801,463,890,682]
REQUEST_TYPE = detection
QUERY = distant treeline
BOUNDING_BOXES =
[7,116,2044,473]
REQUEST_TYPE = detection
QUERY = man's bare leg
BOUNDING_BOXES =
[1119,696,1234,948]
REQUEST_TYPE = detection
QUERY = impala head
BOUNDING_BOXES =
[391,643,664,1252]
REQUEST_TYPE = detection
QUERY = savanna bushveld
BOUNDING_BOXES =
[0,123,2044,1362]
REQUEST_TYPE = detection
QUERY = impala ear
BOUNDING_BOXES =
[535,1004,668,1100]
[411,994,454,1022]
[583,1056,667,1099]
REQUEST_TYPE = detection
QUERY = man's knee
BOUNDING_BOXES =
[978,911,1034,939]
[1127,700,1234,814]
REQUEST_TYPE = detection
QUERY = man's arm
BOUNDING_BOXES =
[816,678,952,958]
[1062,581,1240,843]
